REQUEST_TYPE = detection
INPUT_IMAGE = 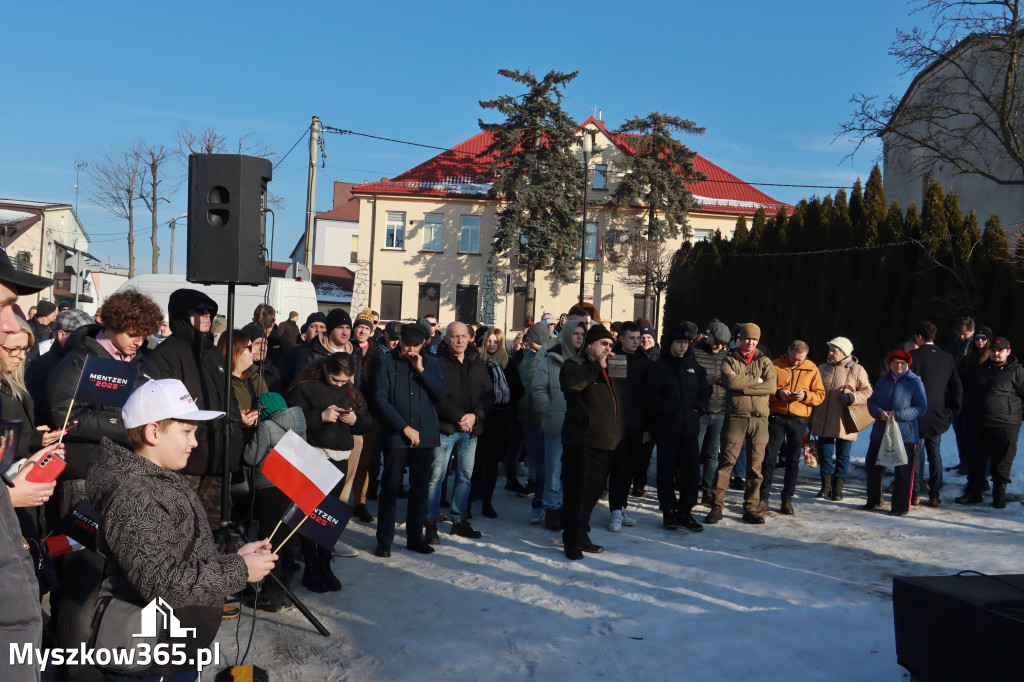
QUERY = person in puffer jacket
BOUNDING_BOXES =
[531,320,583,531]
[863,349,927,516]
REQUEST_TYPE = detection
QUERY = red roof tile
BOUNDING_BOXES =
[351,117,789,215]
[315,182,360,222]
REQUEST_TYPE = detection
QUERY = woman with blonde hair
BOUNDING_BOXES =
[471,327,515,518]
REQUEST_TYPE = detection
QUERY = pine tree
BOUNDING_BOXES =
[849,179,865,243]
[862,166,887,246]
[957,209,982,266]
[733,215,749,249]
[479,69,584,323]
[611,112,706,320]
[904,203,923,240]
[881,199,904,242]
[752,208,773,250]
[832,188,852,246]
[919,178,950,259]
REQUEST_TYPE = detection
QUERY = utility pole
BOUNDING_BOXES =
[303,116,321,271]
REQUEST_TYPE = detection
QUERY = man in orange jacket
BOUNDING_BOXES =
[759,340,825,515]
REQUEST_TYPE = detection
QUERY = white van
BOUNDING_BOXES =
[112,274,318,324]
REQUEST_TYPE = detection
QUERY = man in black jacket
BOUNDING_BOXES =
[909,321,963,506]
[275,308,352,392]
[427,322,494,542]
[147,289,240,528]
[25,308,93,425]
[607,321,652,531]
[645,324,710,531]
[559,324,623,560]
[958,336,1024,508]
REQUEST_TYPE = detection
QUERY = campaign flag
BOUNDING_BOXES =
[281,495,349,549]
[45,534,85,558]
[58,498,101,551]
[261,430,343,515]
[76,355,139,407]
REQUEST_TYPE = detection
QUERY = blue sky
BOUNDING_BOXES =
[2,1,919,271]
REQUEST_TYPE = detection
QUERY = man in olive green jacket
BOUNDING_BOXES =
[705,323,777,525]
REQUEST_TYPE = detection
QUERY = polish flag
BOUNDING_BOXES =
[261,430,343,515]
[46,534,84,558]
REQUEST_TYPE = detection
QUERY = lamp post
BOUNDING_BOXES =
[169,212,187,274]
[579,132,592,307]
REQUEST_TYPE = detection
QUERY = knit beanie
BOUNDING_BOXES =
[326,308,352,333]
[738,323,761,340]
[524,322,550,345]
[584,323,614,347]
[354,307,375,330]
[826,336,853,358]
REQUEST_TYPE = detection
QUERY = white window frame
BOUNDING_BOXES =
[579,222,598,260]
[422,214,443,252]
[459,215,481,254]
[385,212,405,250]
[693,229,714,242]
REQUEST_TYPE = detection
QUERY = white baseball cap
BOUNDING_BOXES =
[122,379,225,429]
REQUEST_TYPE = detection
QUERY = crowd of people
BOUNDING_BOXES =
[2,257,1022,680]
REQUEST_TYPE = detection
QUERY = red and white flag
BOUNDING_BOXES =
[46,534,84,558]
[261,430,343,515]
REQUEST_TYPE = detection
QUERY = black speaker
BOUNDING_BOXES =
[187,154,272,285]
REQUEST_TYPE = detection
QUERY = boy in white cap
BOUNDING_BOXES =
[85,379,277,679]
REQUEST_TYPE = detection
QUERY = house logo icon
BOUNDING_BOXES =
[133,598,196,639]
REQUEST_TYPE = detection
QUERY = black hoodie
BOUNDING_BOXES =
[147,289,241,476]
[644,344,711,439]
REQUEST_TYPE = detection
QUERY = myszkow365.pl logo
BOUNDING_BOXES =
[10,597,221,672]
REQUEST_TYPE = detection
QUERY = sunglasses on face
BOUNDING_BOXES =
[975,335,988,341]
[191,305,214,315]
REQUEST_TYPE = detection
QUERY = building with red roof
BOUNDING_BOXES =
[348,117,787,329]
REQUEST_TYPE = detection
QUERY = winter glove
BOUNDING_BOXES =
[837,392,854,406]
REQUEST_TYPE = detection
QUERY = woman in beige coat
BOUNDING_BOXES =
[810,337,873,501]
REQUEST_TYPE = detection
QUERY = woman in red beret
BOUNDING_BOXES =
[862,350,928,515]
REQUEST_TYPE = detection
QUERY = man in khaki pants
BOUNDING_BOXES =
[705,323,777,525]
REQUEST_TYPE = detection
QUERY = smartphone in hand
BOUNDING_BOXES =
[25,452,66,483]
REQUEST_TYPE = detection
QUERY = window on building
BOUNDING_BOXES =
[350,235,359,263]
[459,216,481,254]
[380,281,402,320]
[455,285,478,323]
[693,229,713,242]
[385,212,405,249]
[593,164,608,190]
[578,223,598,260]
[633,294,647,322]
[512,287,527,329]
[422,214,443,252]
[418,282,440,320]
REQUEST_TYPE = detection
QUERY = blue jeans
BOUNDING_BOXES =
[818,437,854,479]
[542,432,563,510]
[522,423,546,507]
[914,434,943,498]
[698,413,725,491]
[429,432,477,522]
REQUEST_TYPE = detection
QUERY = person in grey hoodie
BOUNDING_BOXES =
[530,320,583,531]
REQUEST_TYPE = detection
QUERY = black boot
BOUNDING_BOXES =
[425,520,440,545]
[320,547,342,592]
[992,482,1007,509]
[816,475,832,499]
[831,477,844,501]
[955,481,984,504]
[301,541,331,593]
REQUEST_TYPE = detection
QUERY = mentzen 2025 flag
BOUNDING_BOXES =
[58,498,101,552]
[281,494,348,549]
[76,355,139,407]
[261,430,343,515]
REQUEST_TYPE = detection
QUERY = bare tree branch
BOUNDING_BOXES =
[85,144,143,277]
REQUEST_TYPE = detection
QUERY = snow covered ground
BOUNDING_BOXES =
[213,430,1024,681]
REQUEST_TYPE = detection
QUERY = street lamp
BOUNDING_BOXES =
[579,132,593,307]
[169,213,187,274]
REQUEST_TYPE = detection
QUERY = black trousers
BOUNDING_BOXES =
[629,437,656,492]
[561,443,613,550]
[655,433,700,515]
[969,423,1021,485]
[609,428,646,511]
[760,414,809,503]
[472,405,512,504]
[377,446,432,547]
[866,440,917,514]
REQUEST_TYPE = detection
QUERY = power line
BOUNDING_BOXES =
[322,123,860,191]
[274,125,312,170]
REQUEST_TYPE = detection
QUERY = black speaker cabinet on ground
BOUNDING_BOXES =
[893,574,1024,681]
[187,154,272,285]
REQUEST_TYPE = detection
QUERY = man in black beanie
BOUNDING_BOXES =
[559,324,623,559]
[372,323,447,557]
[274,308,353,392]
